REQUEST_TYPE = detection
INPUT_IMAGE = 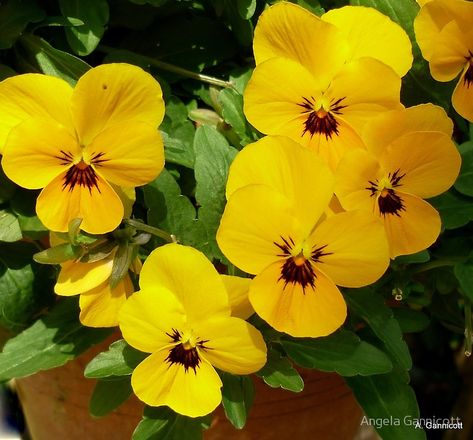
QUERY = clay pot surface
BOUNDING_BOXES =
[17,338,362,440]
[206,369,362,440]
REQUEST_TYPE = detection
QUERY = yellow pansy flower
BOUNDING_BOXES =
[217,138,390,337]
[244,2,411,168]
[0,63,165,234]
[414,0,473,121]
[335,105,461,258]
[55,253,137,328]
[118,244,267,418]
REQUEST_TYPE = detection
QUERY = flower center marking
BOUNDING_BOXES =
[464,52,473,87]
[366,169,406,216]
[165,328,210,374]
[274,236,331,292]
[298,96,346,140]
[55,150,110,193]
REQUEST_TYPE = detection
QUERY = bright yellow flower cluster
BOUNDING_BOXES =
[217,2,461,338]
[0,0,465,421]
[415,0,473,121]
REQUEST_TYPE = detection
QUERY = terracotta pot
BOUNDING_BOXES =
[206,370,362,440]
[16,338,362,440]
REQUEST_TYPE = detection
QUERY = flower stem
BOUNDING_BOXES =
[465,297,472,357]
[98,45,234,89]
[411,258,463,274]
[125,219,177,243]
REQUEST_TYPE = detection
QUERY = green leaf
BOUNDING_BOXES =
[0,0,45,49]
[256,348,304,392]
[0,242,53,332]
[0,298,112,381]
[132,406,204,440]
[394,250,430,265]
[281,329,393,376]
[160,96,196,168]
[89,377,133,417]
[59,0,109,56]
[229,66,253,94]
[110,242,137,289]
[78,240,117,264]
[344,289,412,370]
[0,167,16,203]
[0,210,22,242]
[143,169,203,247]
[10,188,47,240]
[221,0,254,47]
[128,15,238,74]
[392,308,430,333]
[68,217,83,244]
[236,0,257,19]
[430,191,473,230]
[18,34,91,86]
[194,125,238,261]
[130,0,169,6]
[218,88,255,147]
[454,260,473,301]
[290,1,324,15]
[33,16,84,29]
[455,146,473,197]
[220,372,254,429]
[346,371,426,440]
[84,339,147,379]
[33,243,79,265]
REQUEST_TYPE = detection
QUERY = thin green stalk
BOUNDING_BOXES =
[411,258,463,274]
[465,298,472,357]
[125,219,177,243]
[98,45,234,89]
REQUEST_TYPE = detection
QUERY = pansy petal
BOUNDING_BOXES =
[1,118,80,189]
[414,0,473,61]
[0,74,73,152]
[244,57,324,134]
[131,350,222,418]
[335,148,383,212]
[196,316,266,374]
[79,276,132,328]
[452,67,473,122]
[381,192,441,258]
[329,57,402,132]
[362,104,453,155]
[83,122,164,187]
[220,275,254,320]
[217,185,304,275]
[119,287,186,353]
[36,171,124,234]
[253,2,349,84]
[322,6,412,76]
[250,262,346,338]
[55,257,114,296]
[380,131,461,198]
[309,210,389,287]
[139,244,230,321]
[428,21,473,81]
[309,118,366,170]
[226,136,334,228]
[71,63,165,145]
